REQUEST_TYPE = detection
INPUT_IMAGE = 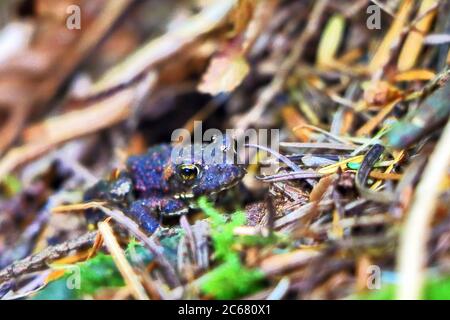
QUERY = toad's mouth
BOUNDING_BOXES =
[173,192,195,199]
[173,177,242,200]
[161,207,189,217]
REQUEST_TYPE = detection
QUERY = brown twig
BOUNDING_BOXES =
[98,221,149,300]
[0,231,97,284]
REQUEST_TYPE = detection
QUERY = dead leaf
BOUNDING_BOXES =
[281,105,310,142]
[369,0,414,74]
[317,14,346,68]
[363,81,403,107]
[198,47,250,95]
[198,0,277,95]
[398,0,438,71]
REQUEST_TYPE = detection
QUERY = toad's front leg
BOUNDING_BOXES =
[127,196,189,234]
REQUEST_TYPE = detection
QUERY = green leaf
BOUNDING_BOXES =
[317,14,346,67]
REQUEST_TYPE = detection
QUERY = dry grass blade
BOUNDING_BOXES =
[368,0,414,74]
[397,0,439,71]
[356,98,402,136]
[98,221,149,300]
[280,142,356,150]
[266,277,291,300]
[260,249,321,277]
[245,143,301,172]
[397,117,450,300]
[52,202,108,214]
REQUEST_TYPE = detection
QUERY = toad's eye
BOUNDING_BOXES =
[177,164,200,182]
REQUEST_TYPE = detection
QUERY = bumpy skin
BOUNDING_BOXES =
[85,142,246,234]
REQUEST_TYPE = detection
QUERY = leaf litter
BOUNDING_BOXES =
[0,0,449,300]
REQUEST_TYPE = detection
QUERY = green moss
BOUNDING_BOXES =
[201,254,264,300]
[358,275,450,300]
[426,276,450,300]
[198,197,265,299]
[33,253,124,300]
[76,253,125,296]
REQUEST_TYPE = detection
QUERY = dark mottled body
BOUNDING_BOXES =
[85,141,246,233]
